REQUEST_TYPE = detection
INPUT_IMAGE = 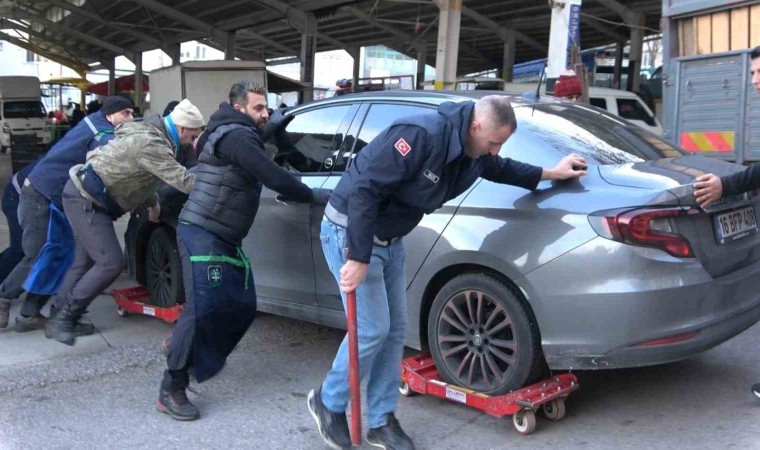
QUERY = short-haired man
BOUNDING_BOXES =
[693,45,760,400]
[46,99,204,346]
[156,82,330,421]
[308,95,586,449]
[0,96,134,332]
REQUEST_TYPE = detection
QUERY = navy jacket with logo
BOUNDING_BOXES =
[329,100,543,263]
[27,110,115,209]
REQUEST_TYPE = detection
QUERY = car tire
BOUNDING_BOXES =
[145,227,184,308]
[427,273,542,395]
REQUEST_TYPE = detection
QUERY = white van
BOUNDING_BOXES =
[455,77,664,136]
[0,76,51,152]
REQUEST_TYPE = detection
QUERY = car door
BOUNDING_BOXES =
[247,103,357,307]
[316,102,438,311]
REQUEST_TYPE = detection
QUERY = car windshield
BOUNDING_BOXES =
[514,103,682,165]
[3,101,46,119]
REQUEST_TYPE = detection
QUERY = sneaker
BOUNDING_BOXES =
[0,299,9,329]
[752,383,760,400]
[14,314,47,332]
[307,387,352,450]
[366,413,415,450]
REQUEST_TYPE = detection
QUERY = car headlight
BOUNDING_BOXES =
[2,123,10,134]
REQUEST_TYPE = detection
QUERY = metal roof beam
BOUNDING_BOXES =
[0,18,90,61]
[594,0,638,23]
[0,31,89,76]
[343,4,495,67]
[41,0,168,51]
[11,7,132,59]
[460,6,547,53]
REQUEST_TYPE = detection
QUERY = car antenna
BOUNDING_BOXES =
[530,62,546,115]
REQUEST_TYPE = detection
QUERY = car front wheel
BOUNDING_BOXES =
[427,273,542,395]
[145,227,184,308]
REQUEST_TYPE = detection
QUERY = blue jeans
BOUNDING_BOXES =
[319,218,408,429]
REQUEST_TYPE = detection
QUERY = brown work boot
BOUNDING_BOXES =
[0,299,9,329]
[14,314,47,332]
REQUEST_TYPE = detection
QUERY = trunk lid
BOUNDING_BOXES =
[598,155,760,278]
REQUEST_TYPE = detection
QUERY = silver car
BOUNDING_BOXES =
[126,91,760,394]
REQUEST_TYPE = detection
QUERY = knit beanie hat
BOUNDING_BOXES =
[102,96,134,115]
[169,99,205,129]
[553,69,582,99]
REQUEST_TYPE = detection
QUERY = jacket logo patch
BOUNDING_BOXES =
[424,170,439,183]
[394,138,412,156]
[208,265,222,288]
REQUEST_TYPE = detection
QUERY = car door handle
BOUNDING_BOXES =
[275,194,298,205]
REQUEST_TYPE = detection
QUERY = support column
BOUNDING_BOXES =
[168,43,181,66]
[501,31,516,82]
[225,31,236,60]
[416,43,427,89]
[626,12,645,92]
[434,0,461,90]
[299,13,317,104]
[107,59,116,96]
[348,47,361,93]
[612,41,624,89]
[547,0,582,91]
[134,51,143,115]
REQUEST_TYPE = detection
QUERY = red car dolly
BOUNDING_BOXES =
[110,286,183,324]
[400,354,579,435]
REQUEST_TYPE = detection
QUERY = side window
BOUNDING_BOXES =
[616,98,656,126]
[267,105,351,173]
[350,104,435,160]
[589,97,607,110]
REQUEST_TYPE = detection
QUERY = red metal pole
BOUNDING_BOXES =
[346,288,361,446]
[344,247,361,446]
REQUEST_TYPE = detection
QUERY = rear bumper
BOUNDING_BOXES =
[522,237,760,370]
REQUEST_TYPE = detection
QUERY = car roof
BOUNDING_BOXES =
[285,89,551,115]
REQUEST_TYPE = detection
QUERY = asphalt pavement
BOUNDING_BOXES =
[0,153,759,449]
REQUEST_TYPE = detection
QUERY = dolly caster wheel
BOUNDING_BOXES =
[513,409,536,435]
[542,398,566,421]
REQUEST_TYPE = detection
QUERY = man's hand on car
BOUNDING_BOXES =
[148,203,161,223]
[542,154,587,181]
[340,259,368,293]
[693,173,723,209]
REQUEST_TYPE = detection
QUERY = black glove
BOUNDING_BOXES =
[311,188,332,205]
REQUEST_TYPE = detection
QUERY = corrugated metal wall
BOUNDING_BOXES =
[673,50,756,162]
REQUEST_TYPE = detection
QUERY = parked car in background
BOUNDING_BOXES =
[0,76,51,152]
[126,91,760,395]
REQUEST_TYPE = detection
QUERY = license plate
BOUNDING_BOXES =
[713,206,758,244]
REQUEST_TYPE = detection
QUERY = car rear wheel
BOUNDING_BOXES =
[427,273,542,395]
[145,227,183,308]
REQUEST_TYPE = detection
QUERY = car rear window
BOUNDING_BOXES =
[514,103,683,165]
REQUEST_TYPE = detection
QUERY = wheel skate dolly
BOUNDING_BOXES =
[400,354,579,435]
[110,286,183,324]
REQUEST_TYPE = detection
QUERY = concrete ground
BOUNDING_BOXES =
[0,152,759,449]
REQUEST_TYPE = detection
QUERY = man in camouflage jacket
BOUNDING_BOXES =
[46,99,205,346]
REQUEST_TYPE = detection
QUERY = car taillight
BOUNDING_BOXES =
[589,207,699,258]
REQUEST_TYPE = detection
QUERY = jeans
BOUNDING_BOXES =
[319,218,408,429]
[0,182,23,285]
[0,184,50,316]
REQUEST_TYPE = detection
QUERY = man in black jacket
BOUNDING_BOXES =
[693,45,760,400]
[157,81,330,421]
[308,95,586,450]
